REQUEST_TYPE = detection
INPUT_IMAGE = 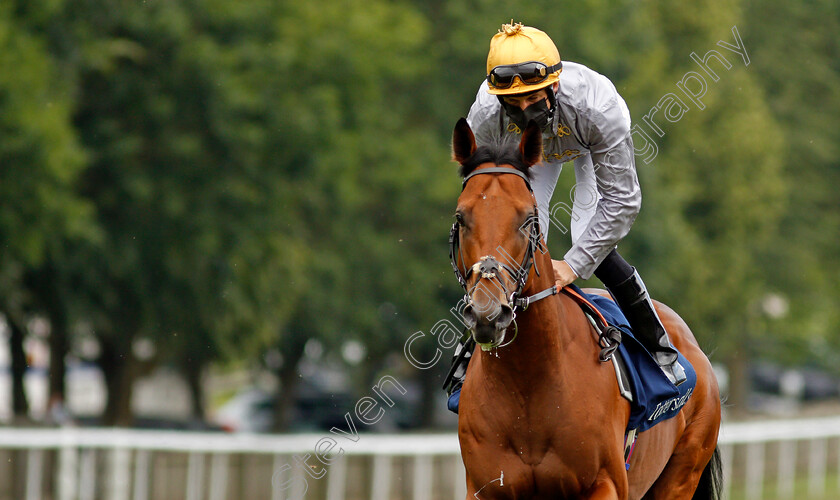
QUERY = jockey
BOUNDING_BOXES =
[446,22,686,396]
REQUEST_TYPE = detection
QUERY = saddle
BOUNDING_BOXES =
[563,285,697,434]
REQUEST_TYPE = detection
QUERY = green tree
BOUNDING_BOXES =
[0,2,91,420]
[740,0,840,372]
[615,2,787,413]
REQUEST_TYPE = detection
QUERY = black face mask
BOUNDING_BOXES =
[500,92,556,132]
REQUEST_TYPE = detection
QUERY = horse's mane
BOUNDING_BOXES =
[458,135,532,179]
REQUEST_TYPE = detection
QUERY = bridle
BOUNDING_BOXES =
[449,167,562,325]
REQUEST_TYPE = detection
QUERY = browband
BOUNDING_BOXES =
[462,167,532,192]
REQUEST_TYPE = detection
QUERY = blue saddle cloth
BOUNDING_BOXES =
[448,285,696,433]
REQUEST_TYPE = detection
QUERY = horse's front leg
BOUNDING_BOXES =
[584,469,628,500]
[465,472,507,500]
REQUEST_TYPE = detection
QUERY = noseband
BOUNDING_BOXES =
[449,167,561,320]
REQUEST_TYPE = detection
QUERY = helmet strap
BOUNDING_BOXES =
[544,87,557,128]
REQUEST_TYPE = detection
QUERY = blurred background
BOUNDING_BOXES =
[1,0,839,498]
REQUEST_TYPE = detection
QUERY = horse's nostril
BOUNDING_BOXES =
[496,304,514,330]
[463,305,477,329]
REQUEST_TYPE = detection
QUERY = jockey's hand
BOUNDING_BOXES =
[552,259,578,288]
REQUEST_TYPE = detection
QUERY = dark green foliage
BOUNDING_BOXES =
[0,0,836,425]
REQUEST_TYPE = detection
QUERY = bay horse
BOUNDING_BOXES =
[450,118,721,499]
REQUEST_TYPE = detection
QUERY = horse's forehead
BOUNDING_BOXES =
[458,168,532,211]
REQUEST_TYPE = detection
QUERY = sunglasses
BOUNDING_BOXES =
[487,61,563,89]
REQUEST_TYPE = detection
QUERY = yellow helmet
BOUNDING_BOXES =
[486,22,562,96]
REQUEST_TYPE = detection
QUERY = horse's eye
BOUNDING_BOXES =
[519,213,540,236]
[455,212,465,225]
[520,213,536,227]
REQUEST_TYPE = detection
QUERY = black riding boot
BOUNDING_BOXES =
[608,268,687,386]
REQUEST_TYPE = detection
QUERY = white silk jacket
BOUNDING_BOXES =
[466,61,641,280]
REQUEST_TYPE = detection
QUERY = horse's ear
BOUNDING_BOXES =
[519,120,543,167]
[452,118,477,164]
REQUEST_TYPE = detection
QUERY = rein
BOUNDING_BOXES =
[449,167,561,319]
[449,166,623,359]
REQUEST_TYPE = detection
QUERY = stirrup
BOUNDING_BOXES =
[661,359,687,386]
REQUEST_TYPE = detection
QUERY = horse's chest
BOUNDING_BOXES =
[460,423,607,497]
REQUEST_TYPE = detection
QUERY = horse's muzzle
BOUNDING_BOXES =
[463,300,514,346]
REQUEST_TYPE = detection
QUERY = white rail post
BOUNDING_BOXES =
[79,449,97,500]
[371,454,392,500]
[186,452,206,500]
[208,453,230,500]
[413,455,433,500]
[453,456,466,500]
[808,438,827,499]
[720,443,734,500]
[777,440,795,499]
[745,441,765,500]
[272,454,307,500]
[836,439,840,491]
[271,454,289,500]
[325,455,347,500]
[25,449,44,500]
[290,462,308,500]
[58,440,79,500]
[109,447,131,500]
[132,450,150,500]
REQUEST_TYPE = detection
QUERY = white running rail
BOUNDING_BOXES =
[1,417,840,499]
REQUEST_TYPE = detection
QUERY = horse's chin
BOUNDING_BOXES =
[477,341,497,352]
[472,324,506,350]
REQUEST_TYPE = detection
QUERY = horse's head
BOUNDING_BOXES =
[450,118,545,349]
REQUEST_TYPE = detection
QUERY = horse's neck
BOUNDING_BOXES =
[518,250,564,332]
[478,252,570,378]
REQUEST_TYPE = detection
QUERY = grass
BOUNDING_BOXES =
[726,472,840,500]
